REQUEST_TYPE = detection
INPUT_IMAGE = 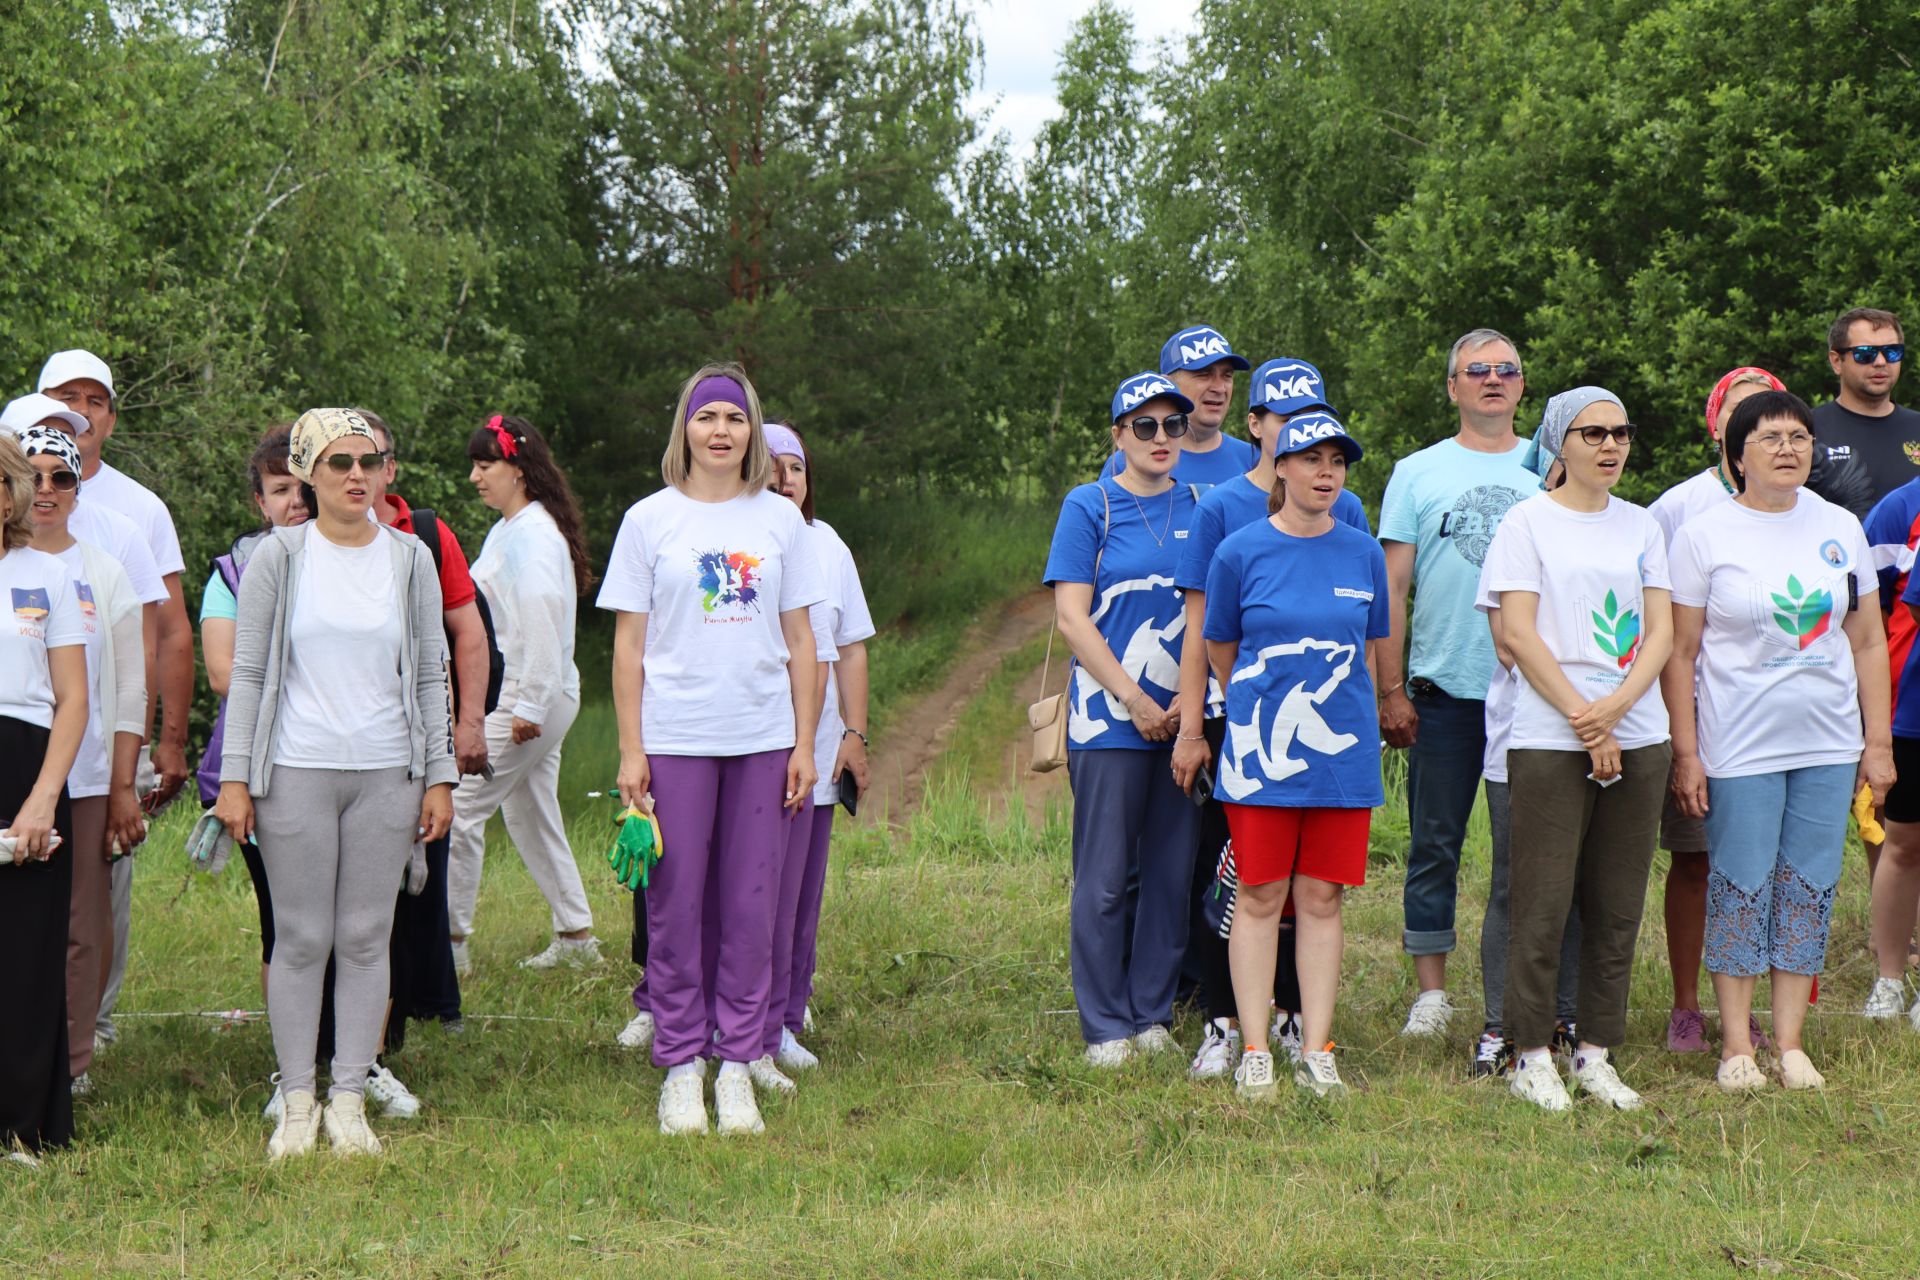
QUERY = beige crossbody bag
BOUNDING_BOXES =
[1028,486,1110,773]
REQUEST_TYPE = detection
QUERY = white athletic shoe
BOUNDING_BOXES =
[365,1064,421,1119]
[1084,1038,1134,1069]
[1233,1048,1277,1100]
[322,1092,382,1156]
[746,1055,797,1095]
[617,1011,656,1052]
[1862,976,1905,1020]
[1510,1058,1572,1112]
[1778,1048,1825,1091]
[1401,989,1454,1038]
[267,1089,320,1161]
[519,935,603,970]
[1132,1025,1181,1056]
[1189,1019,1241,1080]
[657,1068,708,1136]
[802,1003,816,1033]
[450,938,471,977]
[262,1074,284,1122]
[1294,1048,1346,1098]
[776,1026,819,1072]
[69,1072,91,1099]
[1273,1011,1304,1064]
[1571,1053,1642,1110]
[714,1066,765,1135]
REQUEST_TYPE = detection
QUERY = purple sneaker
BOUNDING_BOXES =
[1667,1008,1708,1053]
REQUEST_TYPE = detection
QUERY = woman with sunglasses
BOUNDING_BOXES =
[1483,388,1673,1113]
[18,428,146,1102]
[214,408,455,1160]
[0,432,88,1160]
[1044,372,1205,1067]
[1665,390,1892,1092]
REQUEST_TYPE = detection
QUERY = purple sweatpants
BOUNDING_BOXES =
[644,750,790,1067]
[760,796,819,1055]
[782,804,836,1035]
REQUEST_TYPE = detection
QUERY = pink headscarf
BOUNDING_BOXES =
[1704,366,1787,439]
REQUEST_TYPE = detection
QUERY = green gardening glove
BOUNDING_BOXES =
[607,804,664,892]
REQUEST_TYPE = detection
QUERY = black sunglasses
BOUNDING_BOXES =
[32,469,79,492]
[1573,423,1637,446]
[320,449,390,474]
[1124,413,1190,440]
[1844,343,1905,365]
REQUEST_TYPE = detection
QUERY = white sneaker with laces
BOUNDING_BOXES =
[714,1066,765,1135]
[1862,976,1905,1020]
[1294,1048,1346,1097]
[746,1055,796,1095]
[1084,1038,1134,1069]
[1571,1053,1642,1110]
[1132,1025,1181,1056]
[322,1092,382,1156]
[1510,1058,1572,1112]
[519,935,603,970]
[1273,1012,1303,1064]
[776,1026,819,1072]
[617,1010,655,1051]
[1189,1019,1241,1080]
[450,937,472,977]
[1401,989,1454,1038]
[365,1064,421,1119]
[657,1067,708,1136]
[1234,1048,1277,1100]
[268,1089,320,1161]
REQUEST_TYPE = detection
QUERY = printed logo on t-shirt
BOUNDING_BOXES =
[1765,574,1835,652]
[1904,442,1920,468]
[12,586,48,637]
[1068,575,1184,744]
[1817,539,1849,570]
[1438,484,1524,567]
[1588,589,1641,670]
[73,580,97,633]
[1218,638,1360,800]
[1332,586,1374,602]
[694,549,762,619]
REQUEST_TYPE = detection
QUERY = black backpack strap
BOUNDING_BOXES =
[411,507,447,582]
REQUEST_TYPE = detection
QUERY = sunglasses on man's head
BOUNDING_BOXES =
[320,449,390,474]
[1123,413,1190,440]
[1844,343,1905,365]
[1457,361,1523,380]
[1573,423,1637,446]
[32,470,78,492]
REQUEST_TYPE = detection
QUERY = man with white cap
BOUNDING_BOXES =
[37,349,196,1049]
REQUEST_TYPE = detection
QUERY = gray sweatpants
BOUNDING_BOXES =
[255,766,420,1098]
[1479,780,1579,1034]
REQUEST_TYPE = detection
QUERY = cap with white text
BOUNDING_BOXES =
[1271,410,1363,463]
[1248,357,1334,418]
[1157,325,1251,375]
[1111,372,1197,422]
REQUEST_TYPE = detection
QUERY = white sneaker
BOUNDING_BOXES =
[1234,1048,1277,1100]
[1401,989,1454,1037]
[519,935,603,970]
[776,1026,819,1072]
[267,1089,320,1160]
[1189,1019,1241,1080]
[1084,1038,1134,1069]
[1273,1011,1303,1064]
[450,937,471,977]
[746,1055,796,1095]
[1862,976,1905,1019]
[1510,1058,1572,1112]
[714,1066,765,1135]
[1571,1053,1642,1110]
[262,1073,285,1121]
[1294,1048,1346,1097]
[365,1064,421,1119]
[802,1003,816,1033]
[1132,1025,1181,1056]
[1716,1053,1769,1092]
[322,1092,382,1156]
[69,1072,91,1098]
[617,1010,655,1052]
[657,1068,708,1136]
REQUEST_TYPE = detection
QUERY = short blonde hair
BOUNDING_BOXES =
[0,434,36,550]
[661,363,772,493]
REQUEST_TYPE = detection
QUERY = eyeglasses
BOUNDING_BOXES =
[1573,423,1637,447]
[320,450,390,474]
[1844,343,1905,365]
[32,470,78,492]
[1124,414,1190,440]
[1456,361,1523,380]
[1747,430,1814,454]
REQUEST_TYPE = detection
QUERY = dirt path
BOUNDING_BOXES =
[863,587,1059,825]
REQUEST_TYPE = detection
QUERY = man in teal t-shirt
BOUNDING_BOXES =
[1377,328,1536,1042]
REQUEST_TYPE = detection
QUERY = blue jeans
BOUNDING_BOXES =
[1702,764,1853,977]
[1402,688,1486,955]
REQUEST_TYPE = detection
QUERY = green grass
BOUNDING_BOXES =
[11,693,1920,1275]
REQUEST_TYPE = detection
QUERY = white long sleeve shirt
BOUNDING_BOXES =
[472,500,581,724]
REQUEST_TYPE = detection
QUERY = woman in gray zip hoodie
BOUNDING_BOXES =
[214,407,455,1162]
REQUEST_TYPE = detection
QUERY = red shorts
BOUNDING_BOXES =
[1222,804,1371,888]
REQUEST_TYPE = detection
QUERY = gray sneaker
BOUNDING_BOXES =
[520,935,603,970]
[1294,1049,1346,1097]
[1863,976,1906,1020]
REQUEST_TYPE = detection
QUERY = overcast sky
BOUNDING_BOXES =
[965,0,1200,157]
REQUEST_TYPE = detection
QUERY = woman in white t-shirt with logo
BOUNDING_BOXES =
[0,431,90,1158]
[597,365,824,1139]
[1482,387,1673,1114]
[17,427,146,1099]
[1664,389,1893,1093]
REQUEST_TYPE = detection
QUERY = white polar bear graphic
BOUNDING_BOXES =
[1068,575,1184,744]
[1218,638,1359,800]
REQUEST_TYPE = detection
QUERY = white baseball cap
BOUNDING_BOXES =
[0,392,91,437]
[36,349,115,398]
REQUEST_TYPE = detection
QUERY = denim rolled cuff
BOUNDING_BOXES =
[1402,926,1456,956]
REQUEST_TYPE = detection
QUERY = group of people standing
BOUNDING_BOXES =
[1048,309,1920,1108]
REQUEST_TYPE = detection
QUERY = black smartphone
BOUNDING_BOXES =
[1189,762,1215,807]
[836,767,859,818]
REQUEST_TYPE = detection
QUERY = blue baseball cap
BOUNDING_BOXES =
[1110,372,1196,422]
[1248,357,1334,417]
[1271,410,1363,463]
[1158,325,1251,374]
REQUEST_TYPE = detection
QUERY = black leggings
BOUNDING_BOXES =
[1194,720,1301,1021]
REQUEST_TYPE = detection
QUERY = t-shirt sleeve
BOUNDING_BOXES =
[1366,543,1391,640]
[1176,498,1222,592]
[1377,459,1419,544]
[1335,488,1371,535]
[119,533,167,605]
[1473,553,1498,614]
[1201,548,1245,643]
[147,501,186,577]
[810,602,839,664]
[595,507,654,614]
[1667,525,1709,608]
[1043,487,1101,587]
[1482,509,1542,598]
[433,522,478,611]
[778,513,827,612]
[1638,515,1672,592]
[200,569,237,623]
[832,542,876,645]
[42,574,85,650]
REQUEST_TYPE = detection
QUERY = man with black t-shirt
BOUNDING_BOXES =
[1807,306,1920,519]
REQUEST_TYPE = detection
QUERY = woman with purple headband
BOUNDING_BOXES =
[597,363,824,1137]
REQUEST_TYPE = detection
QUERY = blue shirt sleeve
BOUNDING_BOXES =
[1043,484,1104,587]
[1366,542,1391,640]
[199,568,238,624]
[1377,458,1419,543]
[1202,545,1245,643]
[1334,488,1370,534]
[1177,493,1225,592]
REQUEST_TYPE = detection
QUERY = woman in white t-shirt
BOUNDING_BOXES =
[0,432,90,1157]
[597,365,824,1138]
[1664,389,1893,1093]
[18,427,146,1098]
[447,415,599,971]
[1483,387,1673,1114]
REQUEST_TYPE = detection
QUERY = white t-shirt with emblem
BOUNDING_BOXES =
[70,499,168,605]
[597,486,826,758]
[53,542,137,797]
[1481,493,1672,752]
[0,545,87,731]
[82,461,185,577]
[1668,491,1876,778]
